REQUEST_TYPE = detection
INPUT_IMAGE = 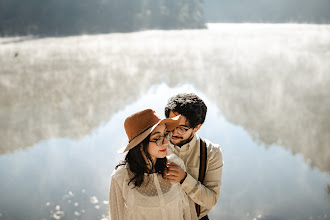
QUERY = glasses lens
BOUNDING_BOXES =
[177,127,186,135]
[154,132,173,147]
[166,132,172,140]
[156,136,164,147]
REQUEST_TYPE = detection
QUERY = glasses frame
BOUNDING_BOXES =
[149,132,173,147]
[175,126,193,135]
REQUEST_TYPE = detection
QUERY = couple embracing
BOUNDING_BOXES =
[109,93,223,220]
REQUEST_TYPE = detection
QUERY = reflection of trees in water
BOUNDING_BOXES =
[0,24,329,172]
[328,184,330,200]
[209,71,330,172]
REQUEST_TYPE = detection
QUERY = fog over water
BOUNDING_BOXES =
[0,24,329,219]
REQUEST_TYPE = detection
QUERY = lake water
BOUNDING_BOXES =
[0,24,329,220]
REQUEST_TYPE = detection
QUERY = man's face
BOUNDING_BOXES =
[168,111,195,146]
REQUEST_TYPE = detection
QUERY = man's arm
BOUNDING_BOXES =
[166,147,223,209]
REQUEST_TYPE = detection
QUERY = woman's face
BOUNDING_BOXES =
[148,123,168,162]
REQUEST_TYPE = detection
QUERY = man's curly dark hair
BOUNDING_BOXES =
[165,93,207,128]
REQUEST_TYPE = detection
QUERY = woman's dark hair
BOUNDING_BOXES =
[116,134,167,187]
[165,93,207,128]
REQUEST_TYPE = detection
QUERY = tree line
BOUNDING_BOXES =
[0,0,205,36]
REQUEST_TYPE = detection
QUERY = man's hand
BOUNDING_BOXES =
[165,162,187,183]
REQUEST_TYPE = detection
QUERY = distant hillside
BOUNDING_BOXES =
[0,0,205,36]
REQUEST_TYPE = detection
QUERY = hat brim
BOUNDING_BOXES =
[117,115,181,153]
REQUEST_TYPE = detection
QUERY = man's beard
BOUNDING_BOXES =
[171,132,195,147]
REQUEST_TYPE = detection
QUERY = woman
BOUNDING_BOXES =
[109,109,197,220]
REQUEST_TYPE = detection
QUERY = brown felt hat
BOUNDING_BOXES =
[118,109,180,153]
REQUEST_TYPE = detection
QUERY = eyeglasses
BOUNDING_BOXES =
[175,126,192,135]
[149,132,172,147]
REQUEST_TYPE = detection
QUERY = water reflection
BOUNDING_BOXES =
[42,190,108,220]
[1,24,329,173]
[0,24,330,220]
[0,83,329,220]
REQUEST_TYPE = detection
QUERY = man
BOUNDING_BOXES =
[164,93,223,220]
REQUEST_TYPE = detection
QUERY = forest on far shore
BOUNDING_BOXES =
[0,0,205,36]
